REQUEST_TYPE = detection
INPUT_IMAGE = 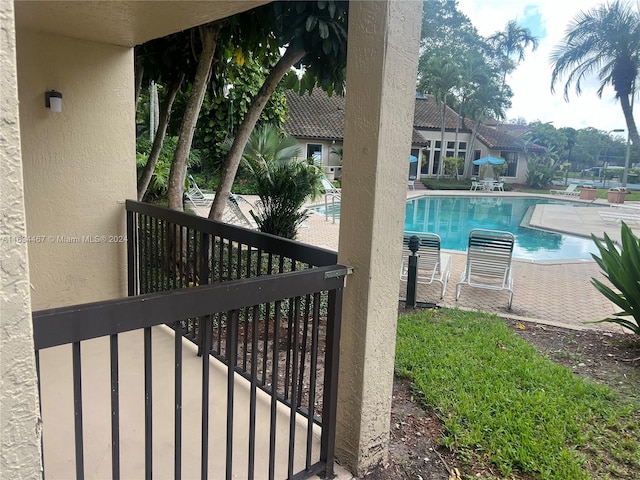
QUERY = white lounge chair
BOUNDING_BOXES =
[321,176,341,196]
[456,229,515,308]
[400,232,452,298]
[185,174,215,207]
[598,210,640,225]
[408,176,416,190]
[549,183,579,196]
[470,179,483,191]
[184,176,257,229]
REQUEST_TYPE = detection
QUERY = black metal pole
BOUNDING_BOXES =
[405,235,420,308]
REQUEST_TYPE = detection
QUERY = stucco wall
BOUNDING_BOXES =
[16,29,136,310]
[0,2,43,477]
[336,0,422,474]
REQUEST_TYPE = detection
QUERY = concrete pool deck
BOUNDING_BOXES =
[297,190,640,334]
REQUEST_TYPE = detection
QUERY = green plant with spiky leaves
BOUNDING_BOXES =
[591,222,640,335]
[241,125,322,239]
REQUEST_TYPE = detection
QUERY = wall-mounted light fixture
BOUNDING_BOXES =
[45,90,62,112]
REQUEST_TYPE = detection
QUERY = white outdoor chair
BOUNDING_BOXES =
[470,180,483,191]
[456,229,515,308]
[598,210,640,225]
[400,232,452,298]
[549,183,579,196]
[185,174,214,208]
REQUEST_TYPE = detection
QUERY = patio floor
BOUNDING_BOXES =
[38,325,329,479]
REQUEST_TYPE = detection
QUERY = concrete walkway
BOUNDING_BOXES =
[296,190,639,334]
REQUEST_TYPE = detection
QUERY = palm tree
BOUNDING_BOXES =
[420,57,461,178]
[550,1,640,148]
[462,82,510,177]
[241,125,322,239]
[489,19,539,86]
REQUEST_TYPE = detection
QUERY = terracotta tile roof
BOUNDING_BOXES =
[284,89,544,153]
[412,128,430,145]
[284,89,345,140]
[413,95,465,130]
[475,123,545,152]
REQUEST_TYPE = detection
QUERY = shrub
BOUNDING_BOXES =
[137,136,201,201]
[525,159,561,189]
[591,222,640,335]
[241,125,322,239]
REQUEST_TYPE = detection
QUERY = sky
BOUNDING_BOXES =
[455,0,638,134]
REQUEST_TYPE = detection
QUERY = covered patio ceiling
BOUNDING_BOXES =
[14,0,271,47]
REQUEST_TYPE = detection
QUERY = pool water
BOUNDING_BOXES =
[315,195,600,260]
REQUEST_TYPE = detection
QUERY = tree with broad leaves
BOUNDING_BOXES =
[135,32,198,201]
[208,0,348,221]
[550,1,640,150]
[167,23,222,211]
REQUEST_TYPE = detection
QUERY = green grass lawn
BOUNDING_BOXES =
[395,308,640,479]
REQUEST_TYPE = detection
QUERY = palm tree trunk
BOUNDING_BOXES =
[167,22,220,211]
[463,118,482,178]
[208,46,306,221]
[135,64,144,106]
[619,94,640,148]
[137,73,184,201]
[437,99,446,179]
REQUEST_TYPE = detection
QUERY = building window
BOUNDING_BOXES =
[457,142,467,176]
[307,144,322,165]
[500,151,518,177]
[420,141,432,175]
[432,141,442,175]
[410,148,420,179]
[471,150,482,176]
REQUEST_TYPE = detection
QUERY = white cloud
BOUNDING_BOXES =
[453,0,636,131]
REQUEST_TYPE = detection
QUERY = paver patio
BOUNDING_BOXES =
[294,191,636,334]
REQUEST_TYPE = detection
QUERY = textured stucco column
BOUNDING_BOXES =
[335,0,422,475]
[0,1,43,478]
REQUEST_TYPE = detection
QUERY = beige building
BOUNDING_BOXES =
[1,0,423,477]
[285,89,545,184]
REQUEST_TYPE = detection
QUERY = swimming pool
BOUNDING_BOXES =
[313,195,600,260]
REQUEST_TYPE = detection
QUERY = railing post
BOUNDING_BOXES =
[197,232,210,356]
[126,206,138,297]
[320,286,343,479]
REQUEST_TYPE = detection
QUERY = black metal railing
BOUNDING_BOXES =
[125,200,337,296]
[33,264,346,480]
[125,201,340,411]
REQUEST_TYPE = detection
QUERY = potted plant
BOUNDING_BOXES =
[579,185,597,200]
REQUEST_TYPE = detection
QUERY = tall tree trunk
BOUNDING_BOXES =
[137,73,184,201]
[437,99,446,179]
[463,118,482,178]
[208,46,306,221]
[135,64,144,106]
[167,23,220,211]
[619,93,640,148]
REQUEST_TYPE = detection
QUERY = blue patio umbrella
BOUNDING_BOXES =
[409,155,418,163]
[473,155,506,165]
